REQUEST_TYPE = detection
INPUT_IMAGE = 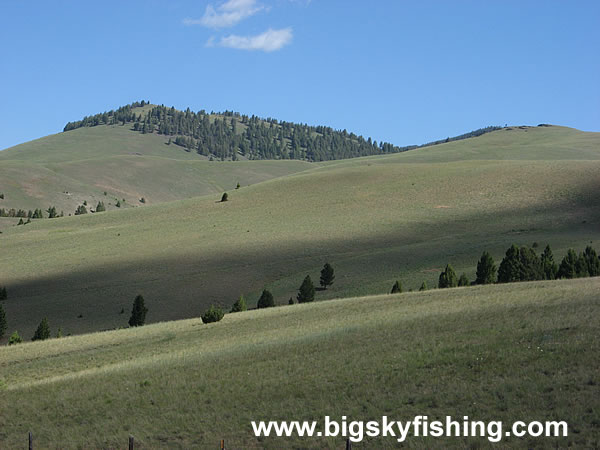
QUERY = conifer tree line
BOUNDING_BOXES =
[390,243,600,294]
[63,101,500,162]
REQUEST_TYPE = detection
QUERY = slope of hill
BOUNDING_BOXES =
[0,125,598,338]
[0,278,598,448]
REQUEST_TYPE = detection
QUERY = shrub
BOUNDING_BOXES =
[458,273,469,286]
[202,305,224,324]
[419,281,428,291]
[390,280,402,294]
[230,295,247,313]
[32,318,51,341]
[8,331,22,345]
[297,275,315,303]
[257,289,275,309]
[128,295,148,327]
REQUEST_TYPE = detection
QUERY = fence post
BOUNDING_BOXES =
[346,437,352,450]
[29,431,33,450]
[129,435,134,450]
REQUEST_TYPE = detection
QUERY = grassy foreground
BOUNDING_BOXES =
[0,278,598,448]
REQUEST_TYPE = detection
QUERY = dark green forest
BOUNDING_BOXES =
[63,101,501,162]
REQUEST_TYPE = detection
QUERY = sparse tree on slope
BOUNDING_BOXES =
[476,251,496,284]
[320,263,335,289]
[390,280,402,294]
[32,318,50,341]
[230,295,247,313]
[202,305,224,324]
[438,264,458,288]
[297,275,315,303]
[257,289,275,309]
[497,244,522,283]
[128,295,148,327]
[458,273,469,286]
[419,281,428,291]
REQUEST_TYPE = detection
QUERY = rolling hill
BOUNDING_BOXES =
[0,124,598,339]
[0,278,598,448]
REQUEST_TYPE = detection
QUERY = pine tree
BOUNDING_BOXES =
[257,289,275,309]
[541,245,558,280]
[75,204,88,215]
[0,286,7,300]
[32,318,50,341]
[583,246,600,277]
[17,218,24,226]
[390,280,402,294]
[236,182,241,189]
[575,253,589,278]
[0,303,6,339]
[297,275,316,303]
[95,201,106,212]
[476,251,496,284]
[128,295,148,327]
[497,244,522,283]
[288,297,294,305]
[230,295,247,313]
[8,331,22,345]
[438,264,458,288]
[458,273,469,286]
[319,263,335,289]
[557,249,578,279]
[47,206,57,218]
[221,192,229,202]
[419,281,428,291]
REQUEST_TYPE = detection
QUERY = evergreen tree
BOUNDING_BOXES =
[202,305,224,323]
[518,246,544,281]
[297,275,316,303]
[115,201,121,208]
[17,218,24,226]
[0,287,7,300]
[497,244,522,283]
[47,206,57,218]
[575,253,589,278]
[257,289,275,309]
[128,295,148,327]
[557,249,578,279]
[390,280,402,294]
[221,192,229,202]
[476,251,496,284]
[75,204,88,215]
[230,295,247,313]
[438,264,458,288]
[319,263,335,289]
[32,318,50,341]
[419,281,428,291]
[8,331,22,345]
[95,201,106,212]
[288,297,294,305]
[458,273,469,286]
[541,245,558,280]
[0,303,6,339]
[583,246,600,277]
[56,327,63,338]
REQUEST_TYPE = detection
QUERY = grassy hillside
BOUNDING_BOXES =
[0,123,313,219]
[0,125,599,338]
[0,278,598,448]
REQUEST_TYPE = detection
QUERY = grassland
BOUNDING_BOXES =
[0,278,598,448]
[0,123,313,217]
[0,125,599,338]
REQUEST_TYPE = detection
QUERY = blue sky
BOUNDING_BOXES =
[1,0,599,150]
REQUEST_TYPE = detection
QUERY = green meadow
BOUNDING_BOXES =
[0,125,599,338]
[0,278,598,448]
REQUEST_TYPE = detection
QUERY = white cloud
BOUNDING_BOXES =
[184,0,264,28]
[215,27,293,52]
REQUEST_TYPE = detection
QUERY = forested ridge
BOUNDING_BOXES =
[63,101,501,162]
